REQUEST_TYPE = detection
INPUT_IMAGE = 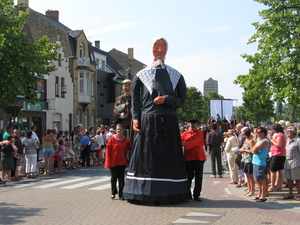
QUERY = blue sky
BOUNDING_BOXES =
[15,0,267,106]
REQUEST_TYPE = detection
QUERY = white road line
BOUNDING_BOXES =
[60,176,110,189]
[172,218,209,224]
[14,178,64,189]
[34,177,90,188]
[88,183,111,190]
[186,212,220,217]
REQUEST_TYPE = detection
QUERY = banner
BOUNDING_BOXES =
[210,99,233,122]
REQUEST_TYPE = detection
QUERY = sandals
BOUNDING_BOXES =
[256,198,267,202]
[236,184,242,188]
[268,187,276,192]
[283,194,294,199]
[274,187,282,191]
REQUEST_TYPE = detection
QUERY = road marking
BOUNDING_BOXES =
[88,183,111,190]
[172,218,209,223]
[14,178,64,189]
[34,177,90,188]
[212,181,221,185]
[60,176,110,189]
[186,212,220,217]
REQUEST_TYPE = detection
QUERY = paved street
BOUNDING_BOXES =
[1,153,300,225]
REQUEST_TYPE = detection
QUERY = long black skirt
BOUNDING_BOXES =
[123,114,191,203]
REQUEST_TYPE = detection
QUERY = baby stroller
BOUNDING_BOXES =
[221,146,229,175]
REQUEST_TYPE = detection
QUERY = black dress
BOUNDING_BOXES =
[122,65,191,203]
[1,143,14,170]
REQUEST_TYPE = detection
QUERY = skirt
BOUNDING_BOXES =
[1,157,14,170]
[123,114,191,203]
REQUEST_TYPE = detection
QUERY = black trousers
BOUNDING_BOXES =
[210,146,222,175]
[81,146,90,167]
[186,160,204,198]
[110,165,126,197]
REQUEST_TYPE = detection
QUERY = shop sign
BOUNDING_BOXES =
[24,102,44,111]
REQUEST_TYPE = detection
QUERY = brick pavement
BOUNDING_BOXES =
[1,160,300,224]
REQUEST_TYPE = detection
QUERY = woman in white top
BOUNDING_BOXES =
[225,129,240,184]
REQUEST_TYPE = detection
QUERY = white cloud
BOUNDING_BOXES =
[204,26,231,33]
[87,20,141,35]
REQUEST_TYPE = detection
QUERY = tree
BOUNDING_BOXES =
[241,88,275,124]
[234,0,300,107]
[177,86,205,124]
[0,0,58,112]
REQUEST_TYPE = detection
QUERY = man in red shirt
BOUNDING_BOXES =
[181,119,207,201]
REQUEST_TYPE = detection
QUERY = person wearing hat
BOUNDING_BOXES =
[181,119,207,201]
[224,129,239,184]
[123,37,190,203]
[113,79,132,130]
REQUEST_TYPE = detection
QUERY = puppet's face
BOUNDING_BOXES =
[153,39,167,59]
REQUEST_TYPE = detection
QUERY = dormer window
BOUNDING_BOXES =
[80,43,84,58]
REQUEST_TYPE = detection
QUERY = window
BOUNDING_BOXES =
[80,43,84,58]
[55,77,59,97]
[79,72,84,93]
[86,73,90,94]
[90,75,94,96]
[58,53,62,66]
[61,78,65,98]
[96,59,101,69]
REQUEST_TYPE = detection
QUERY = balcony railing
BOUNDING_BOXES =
[78,57,90,67]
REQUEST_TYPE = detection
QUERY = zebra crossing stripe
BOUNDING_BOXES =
[60,176,110,189]
[33,177,90,188]
[88,183,111,190]
[14,178,64,189]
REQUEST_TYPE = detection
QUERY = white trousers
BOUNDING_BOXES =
[227,153,238,183]
[25,154,37,173]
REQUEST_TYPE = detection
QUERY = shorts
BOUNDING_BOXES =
[270,156,286,172]
[243,162,253,174]
[253,164,266,180]
[43,146,55,157]
[91,150,97,153]
[284,167,300,180]
[238,169,244,178]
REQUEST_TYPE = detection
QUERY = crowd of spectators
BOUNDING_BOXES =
[0,124,115,184]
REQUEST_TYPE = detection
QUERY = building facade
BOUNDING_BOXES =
[204,77,218,96]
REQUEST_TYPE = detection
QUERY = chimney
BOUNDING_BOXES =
[17,0,29,7]
[46,10,59,22]
[128,48,134,59]
[95,40,100,49]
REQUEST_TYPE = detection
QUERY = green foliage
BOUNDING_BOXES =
[177,88,225,125]
[234,0,300,108]
[241,88,275,124]
[177,86,205,124]
[0,0,59,112]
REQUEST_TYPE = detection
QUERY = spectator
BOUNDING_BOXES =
[251,127,269,202]
[1,135,18,182]
[42,129,56,175]
[206,123,223,178]
[105,124,132,200]
[80,131,91,167]
[269,123,286,192]
[22,130,39,179]
[282,126,300,200]
[224,129,239,184]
